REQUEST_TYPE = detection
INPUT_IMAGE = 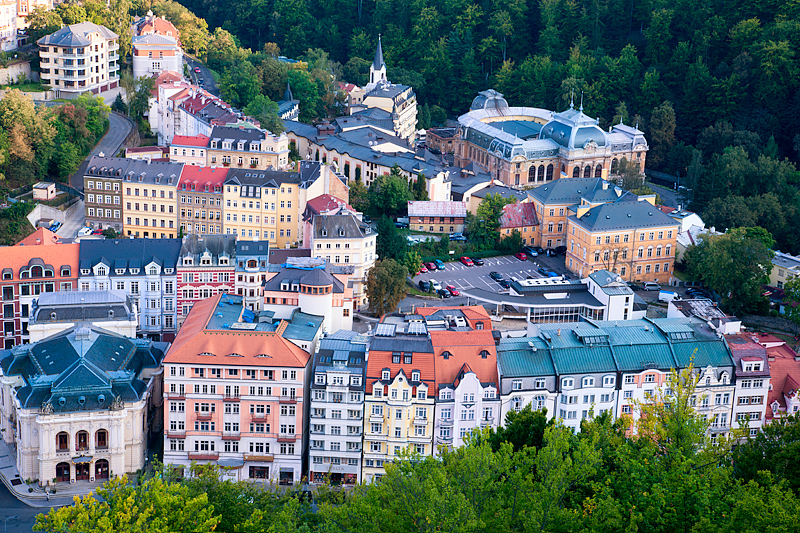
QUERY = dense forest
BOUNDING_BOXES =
[32,371,800,532]
[146,0,800,253]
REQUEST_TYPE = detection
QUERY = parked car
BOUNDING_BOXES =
[78,227,92,237]
[554,245,568,255]
[91,229,104,235]
[498,279,510,289]
[686,287,709,298]
[446,285,459,296]
[514,252,528,261]
[418,280,431,291]
[524,246,538,257]
[460,256,474,266]
[489,271,503,281]
[642,282,662,291]
[547,271,559,278]
[425,262,437,271]
[395,221,409,228]
[627,281,641,291]
[449,235,467,242]
[418,265,428,273]
[429,279,443,291]
[437,288,451,298]
[449,232,463,239]
[472,258,485,266]
[538,266,551,276]
[434,259,445,270]
[194,66,201,73]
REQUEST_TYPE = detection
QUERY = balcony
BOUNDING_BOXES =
[165,429,186,438]
[440,418,453,426]
[195,411,213,420]
[277,434,297,443]
[250,412,267,420]
[165,391,185,400]
[310,428,324,435]
[222,432,240,440]
[436,436,453,444]
[369,413,383,423]
[413,417,428,426]
[279,396,297,404]
[709,423,730,432]
[223,394,240,402]
[188,451,219,461]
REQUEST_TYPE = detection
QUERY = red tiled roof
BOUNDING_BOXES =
[500,202,538,229]
[178,165,228,188]
[415,305,491,327]
[155,71,182,84]
[306,194,352,215]
[430,329,499,391]
[172,134,211,148]
[18,227,61,246]
[138,17,180,41]
[164,295,310,368]
[2,234,79,281]
[765,342,800,419]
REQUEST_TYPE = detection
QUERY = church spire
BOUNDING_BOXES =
[373,34,385,71]
[284,82,293,102]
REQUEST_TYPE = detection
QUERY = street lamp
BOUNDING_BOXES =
[4,515,18,532]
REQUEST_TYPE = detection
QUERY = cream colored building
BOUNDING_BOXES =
[38,22,120,97]
[208,125,290,171]
[0,326,163,490]
[769,252,800,289]
[121,160,183,238]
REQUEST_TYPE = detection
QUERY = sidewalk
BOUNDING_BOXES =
[0,439,99,508]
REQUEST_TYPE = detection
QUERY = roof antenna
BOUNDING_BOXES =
[569,89,574,109]
[579,91,584,112]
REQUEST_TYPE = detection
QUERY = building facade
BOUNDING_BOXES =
[0,325,164,489]
[162,294,311,485]
[499,202,539,245]
[308,330,367,485]
[78,238,181,340]
[120,159,183,238]
[1,229,79,349]
[176,234,236,327]
[84,157,126,232]
[177,165,226,235]
[132,12,182,80]
[407,201,467,234]
[208,126,290,171]
[170,135,210,167]
[234,240,270,311]
[37,22,119,96]
[565,198,680,284]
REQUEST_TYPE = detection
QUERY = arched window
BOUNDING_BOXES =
[595,164,603,177]
[96,429,108,449]
[56,432,69,452]
[572,167,580,178]
[76,430,89,451]
[95,459,109,479]
[561,163,566,174]
[528,166,536,182]
[56,462,70,481]
[538,165,545,181]
[611,158,619,174]
[637,247,644,258]
[31,266,43,278]
[546,164,554,180]
[584,166,592,177]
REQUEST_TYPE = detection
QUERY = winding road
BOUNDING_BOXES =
[69,112,134,191]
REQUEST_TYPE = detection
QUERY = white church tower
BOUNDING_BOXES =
[369,35,387,85]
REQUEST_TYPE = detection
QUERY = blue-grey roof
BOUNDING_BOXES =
[570,200,681,232]
[179,234,237,265]
[527,177,623,205]
[282,310,324,342]
[540,107,607,149]
[79,238,181,273]
[0,326,163,413]
[496,337,555,378]
[313,329,368,378]
[372,36,384,70]
[38,22,117,47]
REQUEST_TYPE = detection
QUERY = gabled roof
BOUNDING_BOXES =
[306,194,353,216]
[430,329,498,391]
[408,201,467,218]
[500,202,538,229]
[569,199,681,232]
[172,134,210,148]
[177,164,227,188]
[38,22,117,47]
[18,227,61,246]
[312,212,373,241]
[79,238,181,273]
[178,234,237,265]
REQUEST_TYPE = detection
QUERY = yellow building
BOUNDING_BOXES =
[222,169,302,248]
[769,252,800,289]
[121,160,182,238]
[565,198,680,284]
[207,125,290,170]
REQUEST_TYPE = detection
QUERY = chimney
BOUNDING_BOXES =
[602,180,609,190]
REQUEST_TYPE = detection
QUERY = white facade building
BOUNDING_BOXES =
[27,291,138,343]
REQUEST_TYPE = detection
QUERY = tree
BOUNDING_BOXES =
[367,169,413,219]
[219,61,262,109]
[733,413,800,493]
[243,94,284,134]
[782,278,800,333]
[33,475,219,532]
[467,193,514,248]
[648,100,676,169]
[119,70,136,114]
[375,215,406,261]
[684,227,774,314]
[487,404,553,452]
[412,173,428,201]
[498,228,523,253]
[615,157,644,189]
[401,250,422,277]
[348,178,369,213]
[25,7,62,41]
[365,259,408,316]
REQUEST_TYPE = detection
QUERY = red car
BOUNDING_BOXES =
[419,265,428,274]
[425,262,437,271]
[446,285,459,296]
[460,256,474,266]
[91,229,104,235]
[514,252,528,261]
[194,66,201,73]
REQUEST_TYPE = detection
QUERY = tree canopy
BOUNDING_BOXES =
[366,258,407,316]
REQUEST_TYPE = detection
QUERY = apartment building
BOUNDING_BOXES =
[235,240,269,311]
[262,257,354,337]
[499,202,539,245]
[208,125,290,171]
[132,11,182,79]
[162,294,311,485]
[121,159,183,238]
[764,334,800,422]
[170,135,210,167]
[417,307,501,453]
[363,321,435,483]
[565,198,680,284]
[223,169,302,248]
[176,234,236,327]
[769,251,800,289]
[78,238,181,341]
[727,333,771,437]
[177,165,226,235]
[0,228,79,349]
[496,318,739,439]
[407,201,467,235]
[308,330,368,485]
[38,22,119,97]
[307,210,376,307]
[0,0,16,52]
[84,156,126,231]
[527,177,624,251]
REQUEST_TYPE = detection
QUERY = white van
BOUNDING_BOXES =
[429,279,443,292]
[643,282,661,291]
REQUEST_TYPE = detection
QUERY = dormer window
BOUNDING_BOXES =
[381,370,390,381]
[480,350,489,359]
[148,267,158,276]
[411,371,420,382]
[315,374,325,385]
[743,362,763,372]
[115,268,125,275]
[291,284,299,292]
[183,257,193,266]
[96,266,107,276]
[219,258,228,266]
[321,228,327,237]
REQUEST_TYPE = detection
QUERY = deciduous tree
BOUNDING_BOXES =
[366,259,408,316]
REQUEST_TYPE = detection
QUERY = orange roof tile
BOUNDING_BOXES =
[765,342,800,419]
[430,329,499,390]
[1,236,79,281]
[18,227,61,246]
[415,305,491,327]
[172,134,210,148]
[164,295,310,368]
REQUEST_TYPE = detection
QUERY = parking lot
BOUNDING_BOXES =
[412,254,571,293]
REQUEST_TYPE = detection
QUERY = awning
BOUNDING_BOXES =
[279,467,294,472]
[72,456,92,464]
[218,458,244,468]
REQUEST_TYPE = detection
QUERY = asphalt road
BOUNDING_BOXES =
[184,55,219,97]
[0,483,47,532]
[69,112,134,190]
[55,199,86,239]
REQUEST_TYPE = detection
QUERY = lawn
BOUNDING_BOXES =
[0,82,50,92]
